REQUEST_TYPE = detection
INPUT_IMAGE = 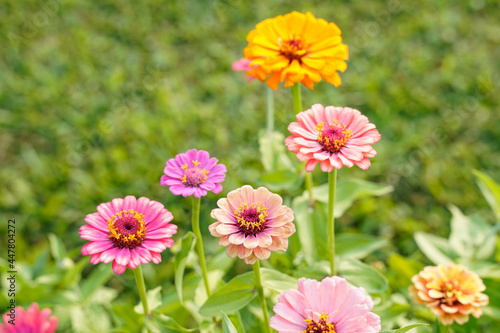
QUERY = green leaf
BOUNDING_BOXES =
[309,179,393,218]
[175,231,195,304]
[414,232,457,265]
[474,170,500,220]
[145,311,198,333]
[336,234,388,259]
[258,130,294,172]
[199,272,256,317]
[258,169,303,192]
[80,264,114,300]
[134,286,162,314]
[260,268,297,293]
[48,233,68,261]
[380,323,429,332]
[221,312,238,333]
[338,258,388,294]
[292,195,316,265]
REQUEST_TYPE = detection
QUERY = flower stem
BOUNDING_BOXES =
[266,87,274,133]
[133,265,149,315]
[291,83,303,115]
[192,196,211,297]
[291,83,315,204]
[328,169,337,276]
[253,260,271,333]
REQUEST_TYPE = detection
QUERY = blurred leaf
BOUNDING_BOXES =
[474,170,500,220]
[338,258,388,294]
[380,323,429,333]
[112,304,143,332]
[175,231,195,304]
[80,264,114,300]
[258,169,303,192]
[222,311,238,333]
[373,294,410,326]
[135,286,162,314]
[200,272,256,317]
[414,232,457,265]
[291,195,316,265]
[336,234,388,259]
[387,253,424,289]
[48,233,67,261]
[258,130,294,172]
[260,268,297,293]
[145,311,198,333]
[307,179,393,217]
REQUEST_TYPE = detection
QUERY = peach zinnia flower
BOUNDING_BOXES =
[410,264,489,325]
[1,303,58,333]
[244,11,348,90]
[270,276,381,333]
[80,195,178,274]
[285,104,380,172]
[209,185,295,264]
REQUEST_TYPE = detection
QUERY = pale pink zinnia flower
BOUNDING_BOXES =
[270,276,381,333]
[285,104,381,172]
[161,149,227,198]
[1,303,58,333]
[232,57,257,82]
[410,264,489,325]
[80,195,178,274]
[209,185,295,264]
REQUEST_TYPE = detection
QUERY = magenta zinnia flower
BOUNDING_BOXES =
[285,104,381,172]
[232,58,257,82]
[161,149,227,198]
[270,276,381,333]
[1,303,58,333]
[209,185,295,264]
[80,195,178,274]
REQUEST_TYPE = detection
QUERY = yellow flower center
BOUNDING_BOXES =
[107,209,146,249]
[234,202,268,236]
[279,35,308,61]
[316,120,352,153]
[302,313,336,333]
[180,160,209,187]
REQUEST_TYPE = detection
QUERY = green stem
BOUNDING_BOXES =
[192,196,211,297]
[253,260,271,333]
[437,320,450,333]
[328,169,337,276]
[291,83,303,114]
[266,87,274,132]
[133,265,149,315]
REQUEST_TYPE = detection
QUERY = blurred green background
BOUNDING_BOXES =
[1,0,499,331]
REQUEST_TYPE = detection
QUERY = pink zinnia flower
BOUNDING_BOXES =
[80,195,178,274]
[161,149,227,198]
[285,104,381,172]
[1,303,58,333]
[209,185,295,264]
[232,57,257,82]
[270,276,381,333]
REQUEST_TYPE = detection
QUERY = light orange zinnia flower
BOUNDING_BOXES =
[409,264,489,325]
[243,11,348,90]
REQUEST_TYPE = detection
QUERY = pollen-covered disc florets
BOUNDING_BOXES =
[302,312,336,333]
[107,209,146,249]
[234,202,268,236]
[180,162,209,187]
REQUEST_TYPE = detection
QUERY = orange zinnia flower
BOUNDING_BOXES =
[409,264,489,325]
[243,11,348,90]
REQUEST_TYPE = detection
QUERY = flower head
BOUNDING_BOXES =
[285,104,380,172]
[80,195,178,274]
[410,264,489,325]
[244,11,348,90]
[270,276,381,333]
[1,303,58,333]
[232,58,257,82]
[209,185,295,264]
[161,149,227,198]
